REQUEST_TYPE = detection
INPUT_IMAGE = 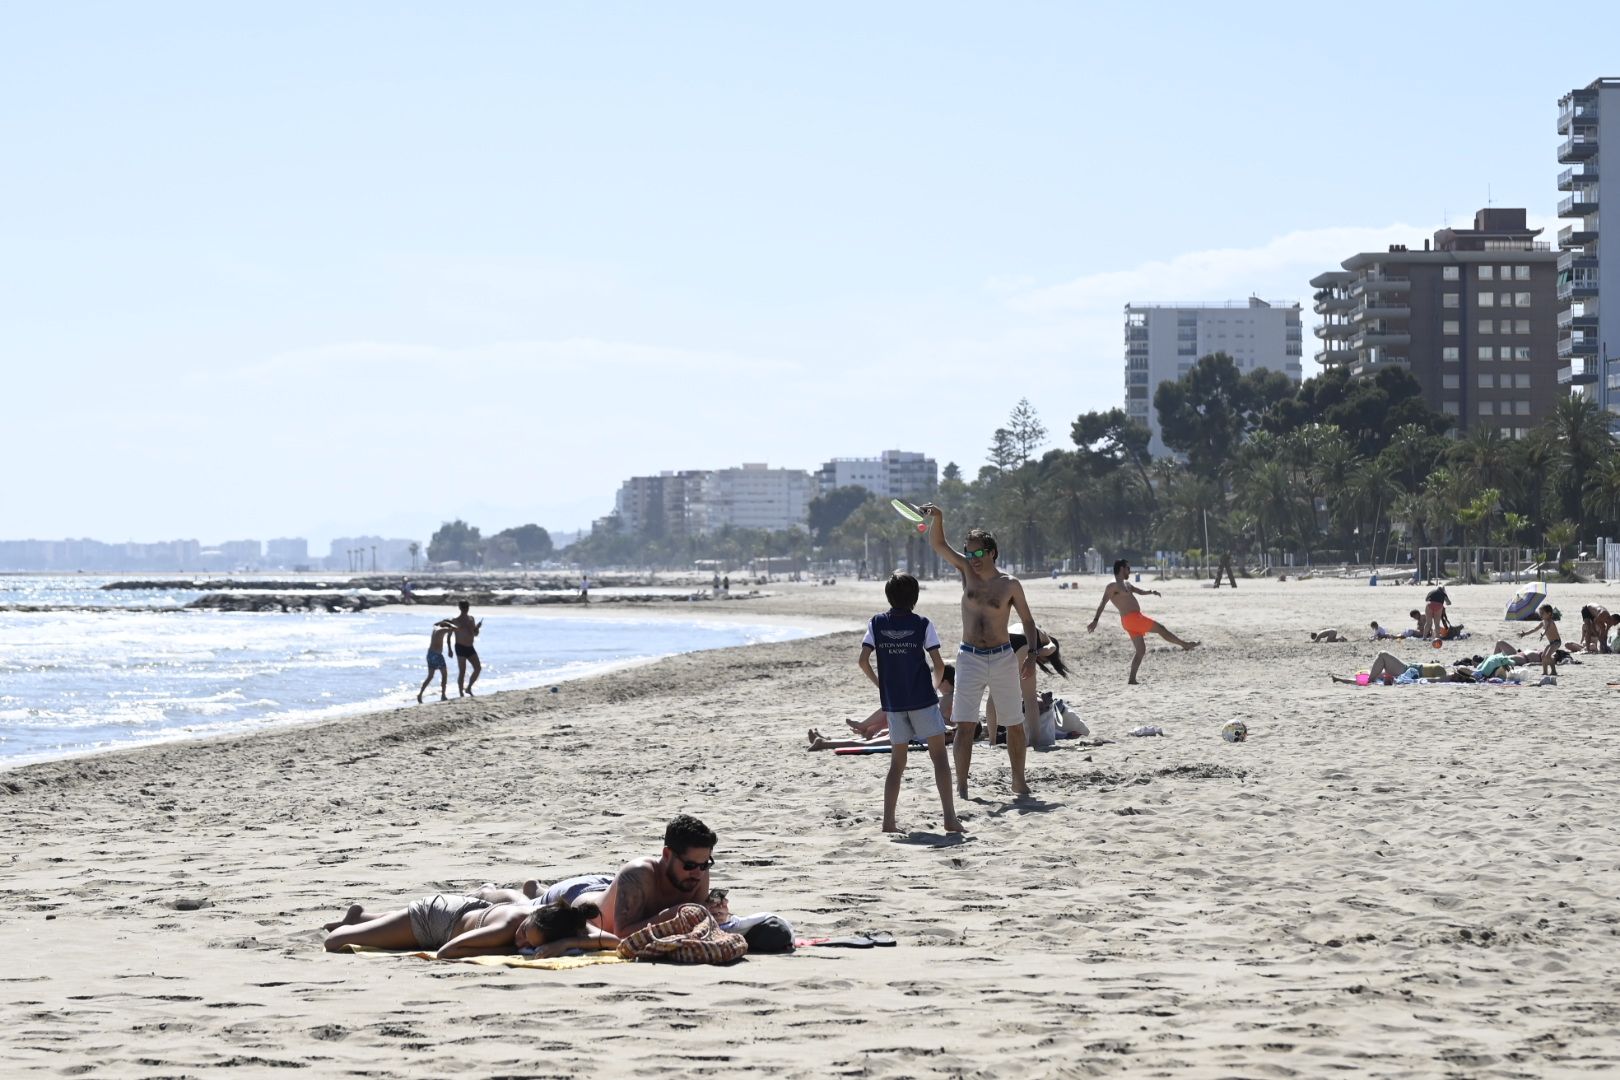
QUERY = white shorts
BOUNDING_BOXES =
[953,646,1023,728]
[886,704,948,746]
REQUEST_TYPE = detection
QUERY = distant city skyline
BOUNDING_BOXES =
[6,5,1617,542]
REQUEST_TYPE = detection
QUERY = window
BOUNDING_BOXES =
[1443,346,1460,361]
[1479,292,1495,307]
[1478,401,1495,415]
[1516,265,1531,280]
[1515,346,1532,361]
[1478,346,1494,360]
[1443,401,1460,415]
[1478,373,1494,388]
[1516,319,1531,334]
[1479,320,1494,335]
[1478,265,1494,280]
[1443,320,1460,335]
[1443,266,1460,281]
[1500,320,1513,334]
[1443,292,1460,308]
[1516,401,1531,415]
[1515,292,1531,307]
[1515,373,1531,389]
[1443,373,1460,389]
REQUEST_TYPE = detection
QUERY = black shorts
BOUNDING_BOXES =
[457,645,479,660]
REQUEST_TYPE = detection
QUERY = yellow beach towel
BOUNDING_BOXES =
[342,945,627,970]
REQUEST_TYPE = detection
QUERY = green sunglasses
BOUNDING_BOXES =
[963,547,992,559]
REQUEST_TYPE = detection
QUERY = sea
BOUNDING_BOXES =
[0,576,815,769]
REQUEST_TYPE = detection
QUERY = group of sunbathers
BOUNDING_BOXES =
[323,815,790,962]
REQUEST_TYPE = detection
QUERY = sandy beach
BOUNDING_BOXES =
[4,574,1620,1078]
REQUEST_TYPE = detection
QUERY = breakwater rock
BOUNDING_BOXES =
[185,590,762,613]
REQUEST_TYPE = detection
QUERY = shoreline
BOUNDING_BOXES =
[0,603,854,774]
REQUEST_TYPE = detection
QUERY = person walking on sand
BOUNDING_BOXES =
[579,574,591,603]
[447,600,483,696]
[1087,559,1198,684]
[857,571,960,834]
[918,505,1040,799]
[417,620,456,703]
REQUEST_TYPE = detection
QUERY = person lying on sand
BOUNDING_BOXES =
[323,895,617,959]
[808,727,890,751]
[1310,628,1346,642]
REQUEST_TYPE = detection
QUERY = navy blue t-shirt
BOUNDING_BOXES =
[862,610,941,713]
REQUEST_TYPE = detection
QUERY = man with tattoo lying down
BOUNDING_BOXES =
[586,814,717,936]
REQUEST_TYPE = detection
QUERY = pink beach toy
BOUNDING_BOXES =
[1355,672,1370,686]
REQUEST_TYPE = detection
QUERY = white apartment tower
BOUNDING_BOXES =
[1556,78,1620,419]
[814,450,937,498]
[1123,298,1303,456]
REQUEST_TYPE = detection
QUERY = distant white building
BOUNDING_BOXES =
[815,450,937,499]
[1124,297,1304,456]
[217,539,263,568]
[695,464,813,533]
[325,536,418,572]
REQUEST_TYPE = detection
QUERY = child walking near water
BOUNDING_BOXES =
[858,572,961,834]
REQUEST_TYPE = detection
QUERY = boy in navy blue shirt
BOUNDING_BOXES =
[858,572,961,834]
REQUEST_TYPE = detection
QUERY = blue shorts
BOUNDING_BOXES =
[427,650,447,671]
[887,704,948,746]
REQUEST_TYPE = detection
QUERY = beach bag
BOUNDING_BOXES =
[616,904,748,965]
[1027,703,1057,748]
[1054,698,1088,736]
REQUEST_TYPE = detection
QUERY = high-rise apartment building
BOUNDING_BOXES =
[1310,208,1557,436]
[265,537,309,567]
[1123,298,1303,455]
[1556,78,1620,416]
[614,470,707,541]
[814,450,938,498]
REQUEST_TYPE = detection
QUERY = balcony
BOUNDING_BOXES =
[1559,360,1599,386]
[1559,188,1600,217]
[1558,93,1598,135]
[1559,331,1599,358]
[1557,306,1598,329]
[1313,294,1353,314]
[1557,250,1600,274]
[1349,275,1411,297]
[1315,321,1353,340]
[1315,346,1354,366]
[1350,329,1412,349]
[1559,133,1600,162]
[1559,275,1601,301]
[1559,165,1599,191]
[1560,224,1599,248]
[1356,302,1411,321]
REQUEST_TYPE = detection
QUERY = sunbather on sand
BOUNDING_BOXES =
[807,727,889,751]
[1310,628,1346,642]
[323,895,617,959]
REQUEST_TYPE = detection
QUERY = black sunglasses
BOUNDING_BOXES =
[676,857,715,872]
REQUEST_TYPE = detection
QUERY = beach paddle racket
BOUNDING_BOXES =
[891,498,929,533]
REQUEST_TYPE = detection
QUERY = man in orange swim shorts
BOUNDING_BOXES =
[1087,559,1199,684]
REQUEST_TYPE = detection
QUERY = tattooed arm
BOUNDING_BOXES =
[608,862,660,937]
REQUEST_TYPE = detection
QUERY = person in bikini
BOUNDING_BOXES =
[918,505,1040,799]
[447,600,483,696]
[1087,559,1198,684]
[322,892,617,959]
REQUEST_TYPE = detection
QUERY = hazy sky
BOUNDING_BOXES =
[5,2,1616,550]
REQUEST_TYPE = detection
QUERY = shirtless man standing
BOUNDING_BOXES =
[1087,559,1198,684]
[417,620,456,703]
[589,814,717,936]
[919,506,1039,798]
[447,600,483,696]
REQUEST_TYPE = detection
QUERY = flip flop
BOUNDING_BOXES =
[794,935,877,948]
[862,931,896,947]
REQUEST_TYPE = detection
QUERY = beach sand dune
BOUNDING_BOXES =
[4,576,1619,1076]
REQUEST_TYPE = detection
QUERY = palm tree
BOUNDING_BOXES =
[408,542,420,571]
[1548,395,1613,531]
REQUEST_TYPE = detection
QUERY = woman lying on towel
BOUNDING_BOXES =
[323,895,619,959]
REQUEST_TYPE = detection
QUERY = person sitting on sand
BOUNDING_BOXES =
[1087,559,1198,684]
[1310,628,1346,642]
[323,895,617,959]
[1579,606,1615,654]
[1370,621,1395,640]
[1409,608,1427,637]
[981,631,1068,742]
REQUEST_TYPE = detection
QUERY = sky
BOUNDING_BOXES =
[4,1,1617,552]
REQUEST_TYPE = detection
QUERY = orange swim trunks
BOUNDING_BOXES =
[1121,611,1155,639]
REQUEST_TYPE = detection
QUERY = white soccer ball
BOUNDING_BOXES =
[1220,720,1248,743]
